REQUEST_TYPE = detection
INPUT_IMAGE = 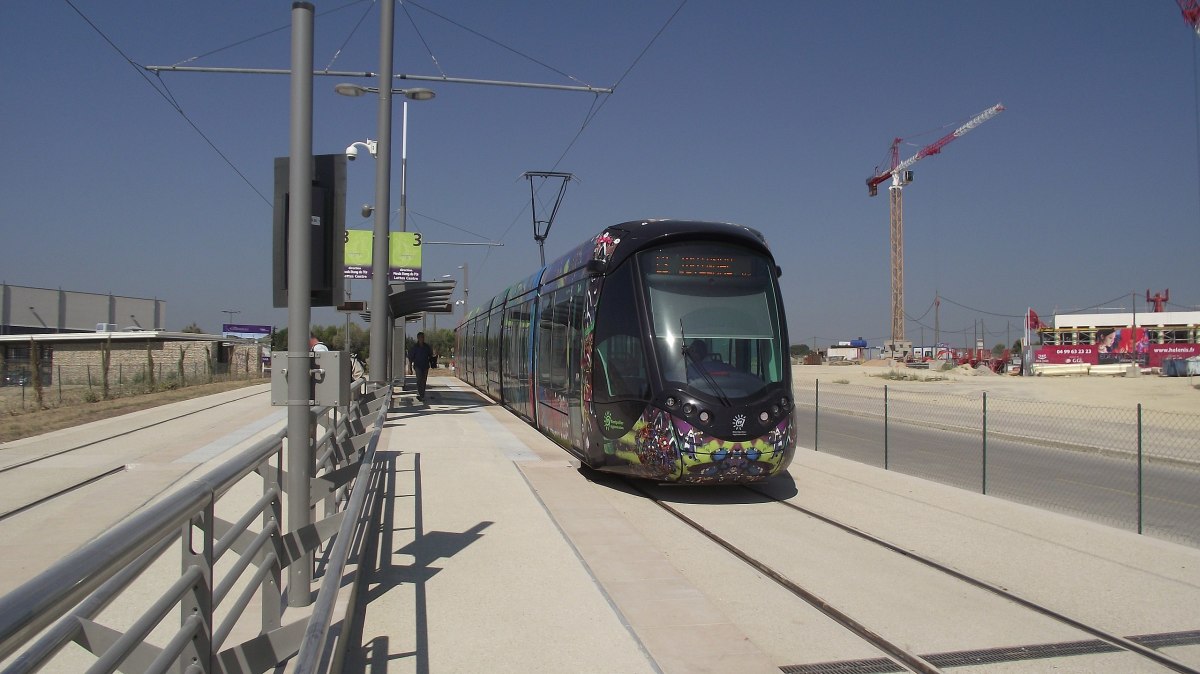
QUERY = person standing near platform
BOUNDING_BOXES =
[408,331,433,401]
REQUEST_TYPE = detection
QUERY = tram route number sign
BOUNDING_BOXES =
[649,252,753,277]
[343,230,423,281]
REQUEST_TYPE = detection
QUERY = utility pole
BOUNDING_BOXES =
[934,293,941,357]
[367,0,396,385]
[284,1,315,607]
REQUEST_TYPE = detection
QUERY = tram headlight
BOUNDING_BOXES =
[780,397,791,411]
[666,396,678,409]
[698,410,711,424]
[682,403,695,416]
[770,404,780,417]
[759,410,770,422]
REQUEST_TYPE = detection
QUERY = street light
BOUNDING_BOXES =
[458,263,469,320]
[334,83,436,101]
[335,81,436,383]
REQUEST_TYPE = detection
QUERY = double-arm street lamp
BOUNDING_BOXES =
[335,79,435,383]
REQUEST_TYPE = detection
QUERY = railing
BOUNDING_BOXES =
[0,379,391,673]
[796,380,1200,547]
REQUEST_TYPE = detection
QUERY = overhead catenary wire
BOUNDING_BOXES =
[166,0,372,68]
[63,0,271,206]
[489,0,689,254]
[322,0,377,72]
[399,0,448,78]
[404,0,594,88]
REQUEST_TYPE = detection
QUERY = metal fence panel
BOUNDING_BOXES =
[795,379,1200,548]
[886,387,983,492]
[1141,409,1200,546]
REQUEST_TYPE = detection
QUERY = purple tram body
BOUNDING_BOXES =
[455,220,795,484]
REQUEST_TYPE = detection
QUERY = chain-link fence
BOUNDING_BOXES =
[1,361,265,414]
[794,380,1200,548]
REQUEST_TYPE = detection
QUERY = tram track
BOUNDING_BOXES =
[0,387,268,473]
[0,465,126,523]
[0,387,271,524]
[619,478,1200,674]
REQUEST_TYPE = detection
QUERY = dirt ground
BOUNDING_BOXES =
[0,379,266,443]
[792,363,1199,416]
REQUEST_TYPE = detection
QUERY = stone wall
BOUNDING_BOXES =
[47,339,262,385]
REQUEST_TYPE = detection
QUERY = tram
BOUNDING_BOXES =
[455,220,795,484]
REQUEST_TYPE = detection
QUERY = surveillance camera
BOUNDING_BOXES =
[361,204,374,218]
[345,144,358,161]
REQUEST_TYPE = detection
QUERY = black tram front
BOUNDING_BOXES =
[584,222,795,484]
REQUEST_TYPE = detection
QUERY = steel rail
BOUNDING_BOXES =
[0,465,126,522]
[624,480,941,674]
[0,428,284,662]
[0,381,376,671]
[0,388,269,473]
[751,488,1200,674]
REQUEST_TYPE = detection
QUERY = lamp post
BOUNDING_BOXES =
[335,81,434,384]
[458,263,469,320]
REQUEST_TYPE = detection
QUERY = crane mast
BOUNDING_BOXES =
[866,103,1004,359]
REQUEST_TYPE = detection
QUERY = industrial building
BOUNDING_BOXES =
[1,283,165,335]
[0,284,260,386]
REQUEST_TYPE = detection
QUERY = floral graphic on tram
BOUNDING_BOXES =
[597,406,793,484]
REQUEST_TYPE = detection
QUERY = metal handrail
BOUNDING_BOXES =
[293,391,389,673]
[0,378,388,673]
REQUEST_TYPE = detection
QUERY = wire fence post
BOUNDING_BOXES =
[1137,403,1143,535]
[884,384,889,469]
[982,391,988,495]
[814,379,819,452]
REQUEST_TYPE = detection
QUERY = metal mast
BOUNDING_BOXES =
[866,103,1004,357]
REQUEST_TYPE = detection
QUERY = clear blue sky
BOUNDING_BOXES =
[2,1,1198,349]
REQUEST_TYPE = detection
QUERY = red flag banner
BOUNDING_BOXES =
[1026,309,1042,330]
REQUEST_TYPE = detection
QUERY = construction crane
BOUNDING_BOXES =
[866,103,1005,358]
[1178,0,1200,35]
[1147,288,1170,312]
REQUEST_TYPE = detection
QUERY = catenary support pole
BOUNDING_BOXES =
[369,0,395,383]
[285,1,315,607]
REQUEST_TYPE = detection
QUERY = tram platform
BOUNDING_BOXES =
[354,376,1200,673]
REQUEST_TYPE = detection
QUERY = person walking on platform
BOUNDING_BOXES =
[408,331,433,401]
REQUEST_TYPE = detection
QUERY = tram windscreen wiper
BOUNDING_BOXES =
[680,322,732,407]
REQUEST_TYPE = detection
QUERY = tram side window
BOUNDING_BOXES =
[593,266,649,402]
[487,309,503,375]
[536,288,570,391]
[567,281,585,397]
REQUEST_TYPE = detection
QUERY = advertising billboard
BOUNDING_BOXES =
[223,324,272,339]
[1035,341,1200,367]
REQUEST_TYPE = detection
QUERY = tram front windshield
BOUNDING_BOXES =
[640,241,785,401]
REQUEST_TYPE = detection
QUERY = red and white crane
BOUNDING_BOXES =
[1178,0,1200,35]
[866,103,1004,357]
